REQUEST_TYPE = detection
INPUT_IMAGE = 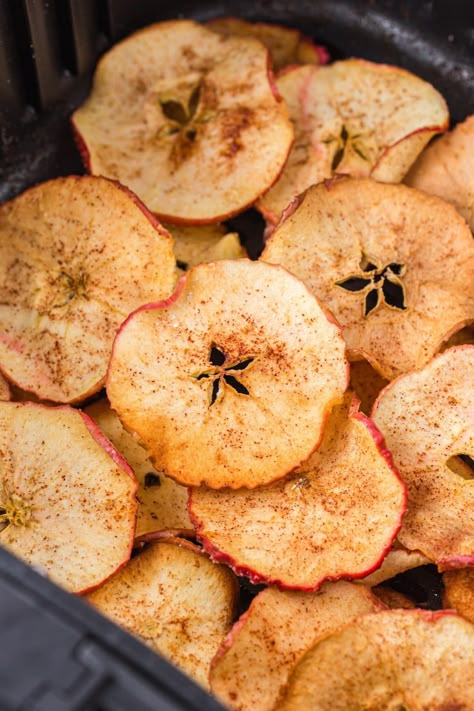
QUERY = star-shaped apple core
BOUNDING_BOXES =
[336,256,407,317]
[193,344,255,407]
[324,124,370,171]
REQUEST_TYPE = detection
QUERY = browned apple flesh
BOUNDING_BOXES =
[0,175,176,403]
[107,259,348,489]
[259,58,448,222]
[372,586,416,609]
[262,178,474,380]
[206,17,327,71]
[210,581,381,711]
[405,115,474,231]
[0,372,10,401]
[0,401,137,593]
[189,394,406,589]
[440,324,474,352]
[349,359,389,415]
[86,539,237,689]
[278,609,474,710]
[443,568,474,624]
[72,20,294,223]
[84,399,191,538]
[372,346,474,565]
[164,223,244,273]
[359,547,431,586]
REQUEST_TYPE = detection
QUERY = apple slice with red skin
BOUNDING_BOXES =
[72,19,294,224]
[164,223,244,274]
[107,259,348,490]
[0,175,176,403]
[405,115,474,231]
[443,568,474,624]
[358,547,431,587]
[262,178,474,380]
[372,346,474,566]
[277,609,474,710]
[86,538,238,689]
[189,394,406,590]
[84,398,192,538]
[210,581,382,711]
[0,401,137,593]
[206,17,328,71]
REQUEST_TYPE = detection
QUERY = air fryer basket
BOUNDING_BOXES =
[0,1,473,710]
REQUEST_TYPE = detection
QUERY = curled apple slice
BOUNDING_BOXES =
[443,568,474,624]
[206,17,327,71]
[0,175,175,403]
[86,539,238,689]
[73,20,293,223]
[359,547,431,587]
[189,394,406,589]
[0,401,137,593]
[164,223,244,273]
[107,259,348,489]
[262,178,474,379]
[372,346,474,565]
[210,581,381,711]
[278,609,474,710]
[405,115,474,231]
[84,399,191,538]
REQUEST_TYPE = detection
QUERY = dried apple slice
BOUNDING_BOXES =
[372,586,416,609]
[443,568,474,624]
[164,223,244,273]
[372,346,474,565]
[72,20,294,223]
[0,401,137,593]
[206,17,327,71]
[262,178,474,379]
[84,399,191,537]
[210,581,381,711]
[0,175,175,403]
[359,547,431,586]
[440,324,474,352]
[278,609,474,710]
[259,59,448,222]
[0,372,10,401]
[107,259,348,489]
[86,539,237,689]
[349,359,389,415]
[405,115,474,231]
[189,394,406,589]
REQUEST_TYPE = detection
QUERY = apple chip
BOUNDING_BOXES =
[189,394,406,589]
[164,223,244,273]
[210,581,381,711]
[443,568,474,624]
[0,372,9,401]
[206,17,327,71]
[0,175,175,403]
[359,547,431,587]
[349,359,389,415]
[87,539,237,689]
[84,399,191,538]
[278,609,474,710]
[262,178,474,379]
[440,324,474,351]
[72,20,294,223]
[405,115,474,231]
[372,586,416,609]
[107,259,348,489]
[0,401,137,593]
[372,346,474,565]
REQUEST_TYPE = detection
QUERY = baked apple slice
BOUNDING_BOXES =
[405,115,474,231]
[0,372,9,401]
[189,394,406,589]
[443,568,474,624]
[84,399,191,538]
[359,546,431,586]
[107,259,348,489]
[164,223,244,273]
[349,360,389,415]
[0,401,137,593]
[262,178,474,380]
[0,175,175,403]
[210,581,381,711]
[86,538,237,689]
[372,586,416,610]
[73,20,294,223]
[372,346,474,565]
[278,609,474,710]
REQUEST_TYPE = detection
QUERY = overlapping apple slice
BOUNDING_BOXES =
[210,581,381,711]
[405,114,474,231]
[443,568,474,624]
[359,546,431,586]
[262,178,474,379]
[0,372,9,401]
[372,586,416,610]
[84,399,191,538]
[107,259,348,489]
[72,20,294,223]
[259,59,448,223]
[0,175,175,403]
[277,609,474,710]
[0,401,137,593]
[189,394,406,589]
[349,360,389,415]
[206,17,327,71]
[86,539,237,689]
[372,346,474,565]
[164,223,244,274]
